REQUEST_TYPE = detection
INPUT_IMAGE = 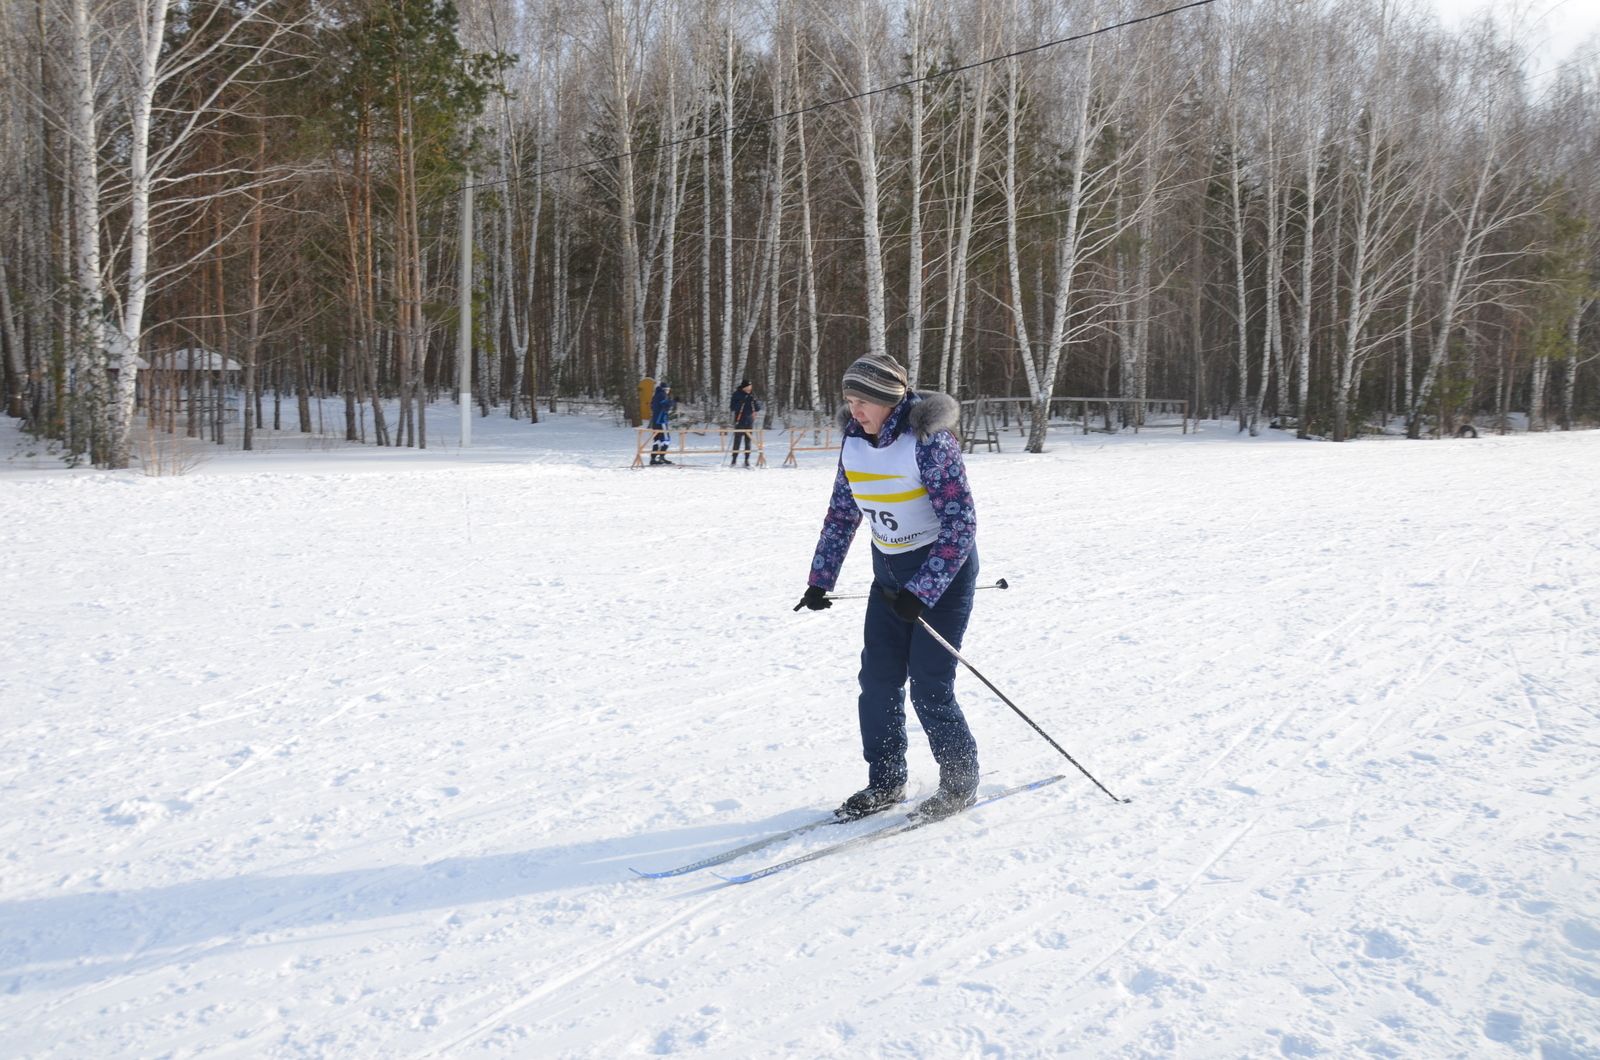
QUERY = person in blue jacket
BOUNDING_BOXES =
[794,353,980,822]
[649,382,676,465]
[729,379,762,467]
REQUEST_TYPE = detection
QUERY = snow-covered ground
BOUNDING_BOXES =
[1,407,1597,1058]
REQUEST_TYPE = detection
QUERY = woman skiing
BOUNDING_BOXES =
[794,354,981,821]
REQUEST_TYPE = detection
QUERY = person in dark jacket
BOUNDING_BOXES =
[794,353,980,822]
[728,379,762,467]
[649,383,676,465]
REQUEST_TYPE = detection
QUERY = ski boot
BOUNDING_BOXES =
[834,784,905,821]
[912,785,977,821]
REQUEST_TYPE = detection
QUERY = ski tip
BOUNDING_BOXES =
[711,871,754,885]
[631,867,672,879]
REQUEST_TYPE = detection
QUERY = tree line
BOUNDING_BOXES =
[1,0,1596,467]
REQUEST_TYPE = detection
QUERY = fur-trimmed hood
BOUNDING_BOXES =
[835,390,960,443]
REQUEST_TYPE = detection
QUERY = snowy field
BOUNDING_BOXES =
[1,407,1597,1058]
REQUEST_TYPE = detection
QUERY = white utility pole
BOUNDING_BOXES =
[459,171,473,448]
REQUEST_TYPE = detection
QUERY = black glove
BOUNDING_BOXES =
[883,586,924,623]
[794,585,833,612]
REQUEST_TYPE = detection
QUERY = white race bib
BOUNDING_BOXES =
[842,432,941,553]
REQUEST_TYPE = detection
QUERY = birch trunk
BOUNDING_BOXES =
[1000,57,1036,433]
[0,252,22,416]
[67,0,109,461]
[1004,39,1100,454]
[1119,145,1154,421]
[605,0,643,416]
[903,0,927,384]
[854,0,888,362]
[732,145,779,388]
[549,190,569,406]
[1273,192,1290,419]
[1561,300,1592,429]
[521,124,543,423]
[496,98,542,421]
[699,100,713,400]
[650,41,685,383]
[792,25,822,414]
[757,65,788,404]
[943,63,989,399]
[1294,140,1317,438]
[241,126,265,451]
[1406,153,1494,439]
[1400,210,1425,417]
[104,0,171,467]
[720,24,736,400]
[1249,124,1280,436]
[1227,119,1250,434]
[1334,112,1382,443]
[1525,331,1547,431]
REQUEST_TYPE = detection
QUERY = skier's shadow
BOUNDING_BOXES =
[0,810,809,993]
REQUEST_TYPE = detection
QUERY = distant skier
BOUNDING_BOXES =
[793,354,981,821]
[649,382,676,465]
[729,379,762,467]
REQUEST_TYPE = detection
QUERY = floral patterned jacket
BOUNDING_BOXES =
[806,391,976,607]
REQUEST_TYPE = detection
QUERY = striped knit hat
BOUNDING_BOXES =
[841,354,909,406]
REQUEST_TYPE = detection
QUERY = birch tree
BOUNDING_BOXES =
[1219,2,1254,433]
[902,0,929,384]
[1328,5,1422,441]
[648,10,689,385]
[938,0,998,399]
[1405,31,1544,438]
[1286,0,1335,438]
[602,0,647,416]
[59,0,301,466]
[809,0,891,363]
[791,19,823,413]
[1000,2,1172,452]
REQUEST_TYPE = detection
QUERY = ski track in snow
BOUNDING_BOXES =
[1,410,1598,1057]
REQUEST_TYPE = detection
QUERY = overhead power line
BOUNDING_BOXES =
[460,0,1222,197]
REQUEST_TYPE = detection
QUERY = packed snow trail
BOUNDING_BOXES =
[1,410,1596,1057]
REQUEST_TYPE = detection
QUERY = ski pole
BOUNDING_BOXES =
[825,577,1010,602]
[915,616,1131,804]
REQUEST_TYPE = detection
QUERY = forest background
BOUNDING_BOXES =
[1,0,1596,468]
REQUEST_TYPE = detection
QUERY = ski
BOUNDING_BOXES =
[631,808,878,879]
[713,774,1067,885]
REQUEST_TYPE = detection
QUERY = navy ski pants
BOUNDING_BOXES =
[858,543,980,792]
